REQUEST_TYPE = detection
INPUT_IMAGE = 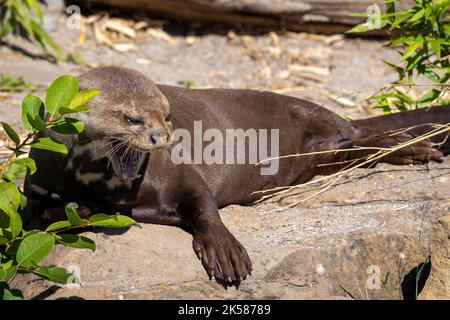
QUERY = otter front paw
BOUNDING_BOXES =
[193,225,252,287]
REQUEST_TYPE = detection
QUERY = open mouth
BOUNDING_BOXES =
[108,140,148,181]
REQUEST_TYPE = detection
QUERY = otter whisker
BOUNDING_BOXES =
[119,145,132,164]
[93,139,118,160]
[104,141,129,167]
[105,144,125,160]
[94,139,117,153]
[105,140,130,171]
[101,135,149,176]
[105,144,127,160]
[96,136,125,149]
[104,140,127,158]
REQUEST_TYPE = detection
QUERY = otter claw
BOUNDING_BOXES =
[193,225,252,287]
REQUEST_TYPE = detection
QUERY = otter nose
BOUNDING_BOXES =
[150,129,168,145]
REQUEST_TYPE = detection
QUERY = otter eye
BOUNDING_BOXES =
[125,115,144,125]
[164,111,171,122]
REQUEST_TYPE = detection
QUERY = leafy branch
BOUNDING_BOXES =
[0,0,62,59]
[348,0,450,113]
[1,75,138,300]
[0,74,36,92]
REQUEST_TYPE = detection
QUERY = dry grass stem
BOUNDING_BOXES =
[253,123,450,210]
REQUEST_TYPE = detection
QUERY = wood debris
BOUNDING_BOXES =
[146,28,178,45]
[289,65,330,83]
[111,43,138,53]
[329,94,357,108]
[185,35,198,45]
[83,13,177,52]
[104,18,136,39]
[136,58,151,65]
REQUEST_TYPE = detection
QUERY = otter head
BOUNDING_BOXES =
[75,66,172,181]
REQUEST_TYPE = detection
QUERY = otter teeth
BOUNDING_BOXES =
[109,140,147,181]
[118,151,144,180]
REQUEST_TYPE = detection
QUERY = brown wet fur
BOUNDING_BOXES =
[25,67,450,288]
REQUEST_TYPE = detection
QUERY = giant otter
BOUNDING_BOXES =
[25,67,450,286]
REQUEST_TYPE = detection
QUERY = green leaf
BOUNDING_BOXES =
[14,158,36,174]
[34,266,74,284]
[5,158,37,182]
[0,211,9,228]
[50,117,85,134]
[394,90,414,105]
[11,1,34,39]
[0,211,22,240]
[66,52,85,65]
[30,0,44,23]
[390,35,416,47]
[346,23,374,33]
[337,113,353,121]
[89,213,139,228]
[45,220,71,232]
[5,239,21,256]
[21,229,40,237]
[19,191,27,210]
[55,234,95,251]
[8,210,22,239]
[406,53,425,72]
[0,19,13,38]
[69,89,100,110]
[21,93,44,131]
[16,232,55,267]
[430,39,442,59]
[401,39,423,61]
[418,89,441,103]
[59,106,90,115]
[31,137,68,154]
[0,265,17,282]
[45,75,79,115]
[30,20,62,58]
[1,122,20,145]
[386,0,395,16]
[409,8,425,23]
[348,12,370,18]
[0,181,20,216]
[422,66,440,82]
[26,114,46,132]
[1,260,14,269]
[0,74,36,92]
[383,60,405,76]
[65,202,87,226]
[0,285,24,300]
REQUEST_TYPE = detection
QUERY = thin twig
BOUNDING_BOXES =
[253,123,450,209]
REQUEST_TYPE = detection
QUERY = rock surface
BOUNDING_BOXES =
[1,1,449,300]
[419,215,450,300]
[12,158,450,300]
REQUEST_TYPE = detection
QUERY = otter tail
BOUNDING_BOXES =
[352,105,450,155]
